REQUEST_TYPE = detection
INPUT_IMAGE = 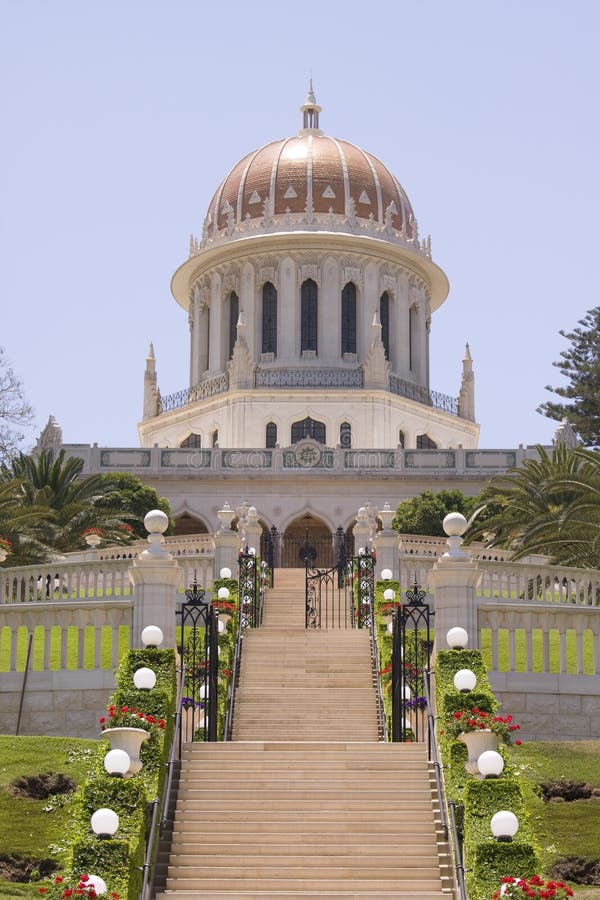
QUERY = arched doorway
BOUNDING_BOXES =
[173,513,209,536]
[279,513,352,568]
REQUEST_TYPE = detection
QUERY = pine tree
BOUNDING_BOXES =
[538,306,600,446]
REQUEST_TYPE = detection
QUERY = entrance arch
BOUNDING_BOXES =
[173,513,209,536]
[280,513,353,568]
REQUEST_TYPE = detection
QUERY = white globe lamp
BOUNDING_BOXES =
[133,667,156,691]
[141,625,163,648]
[478,750,505,778]
[103,749,131,778]
[91,807,119,839]
[454,668,477,693]
[383,588,396,601]
[217,587,230,600]
[490,810,519,842]
[446,627,468,650]
[219,567,232,579]
[380,568,393,580]
[87,875,107,895]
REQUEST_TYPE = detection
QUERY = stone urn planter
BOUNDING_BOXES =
[102,727,150,776]
[457,730,501,775]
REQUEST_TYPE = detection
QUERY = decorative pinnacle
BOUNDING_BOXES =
[147,342,155,359]
[300,80,322,133]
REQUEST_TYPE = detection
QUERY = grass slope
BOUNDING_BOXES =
[509,740,600,898]
[0,735,100,897]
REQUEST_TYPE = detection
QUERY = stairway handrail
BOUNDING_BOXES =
[424,668,469,900]
[224,610,244,741]
[369,614,388,741]
[139,661,186,900]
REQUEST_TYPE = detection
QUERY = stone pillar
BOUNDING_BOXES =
[371,501,399,580]
[214,502,240,578]
[352,506,372,555]
[243,506,262,555]
[129,510,181,649]
[426,512,480,652]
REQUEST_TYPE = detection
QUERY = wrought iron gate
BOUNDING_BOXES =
[262,526,353,570]
[176,579,219,742]
[391,581,433,742]
[305,550,374,629]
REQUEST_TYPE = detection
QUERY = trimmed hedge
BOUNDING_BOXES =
[35,645,177,900]
[435,648,540,900]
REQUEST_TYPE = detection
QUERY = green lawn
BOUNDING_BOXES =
[479,627,597,674]
[0,625,130,672]
[508,740,600,897]
[0,734,100,895]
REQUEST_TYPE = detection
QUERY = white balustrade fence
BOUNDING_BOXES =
[0,599,133,673]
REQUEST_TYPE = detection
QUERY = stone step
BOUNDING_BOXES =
[156,888,452,900]
[167,853,443,869]
[166,840,442,854]
[172,821,444,835]
[164,877,447,892]
[174,807,439,821]
[175,787,434,800]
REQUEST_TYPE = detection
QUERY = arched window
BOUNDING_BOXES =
[212,429,219,448]
[416,434,437,449]
[398,429,405,449]
[262,282,277,355]
[340,422,352,448]
[228,291,239,360]
[180,433,202,449]
[409,304,418,372]
[380,291,390,361]
[341,282,357,355]
[266,422,277,448]
[301,279,318,353]
[291,417,326,445]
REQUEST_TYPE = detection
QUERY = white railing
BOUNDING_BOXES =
[478,601,600,675]
[0,598,133,672]
[0,559,133,604]
[477,560,600,605]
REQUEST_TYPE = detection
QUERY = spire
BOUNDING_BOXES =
[458,342,475,422]
[299,79,323,134]
[143,342,159,421]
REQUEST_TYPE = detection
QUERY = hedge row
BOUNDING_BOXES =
[435,647,540,900]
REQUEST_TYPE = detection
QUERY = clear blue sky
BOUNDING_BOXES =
[1,1,598,450]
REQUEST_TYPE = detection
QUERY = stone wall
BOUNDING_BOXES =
[489,673,600,742]
[0,669,117,737]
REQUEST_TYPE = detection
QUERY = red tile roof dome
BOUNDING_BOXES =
[201,86,420,248]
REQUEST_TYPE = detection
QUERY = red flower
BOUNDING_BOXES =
[515,739,522,745]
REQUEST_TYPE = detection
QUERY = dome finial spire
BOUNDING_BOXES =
[300,79,322,133]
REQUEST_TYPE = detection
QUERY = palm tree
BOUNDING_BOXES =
[0,449,135,559]
[467,444,599,566]
[0,476,54,565]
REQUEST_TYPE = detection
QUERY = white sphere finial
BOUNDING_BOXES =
[442,512,469,559]
[141,509,171,559]
[144,509,169,534]
[443,512,467,536]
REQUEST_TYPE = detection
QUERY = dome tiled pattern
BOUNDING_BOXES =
[204,134,416,237]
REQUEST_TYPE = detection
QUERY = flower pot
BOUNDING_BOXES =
[457,729,500,775]
[102,726,150,776]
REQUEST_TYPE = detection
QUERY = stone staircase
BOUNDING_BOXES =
[156,568,453,899]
